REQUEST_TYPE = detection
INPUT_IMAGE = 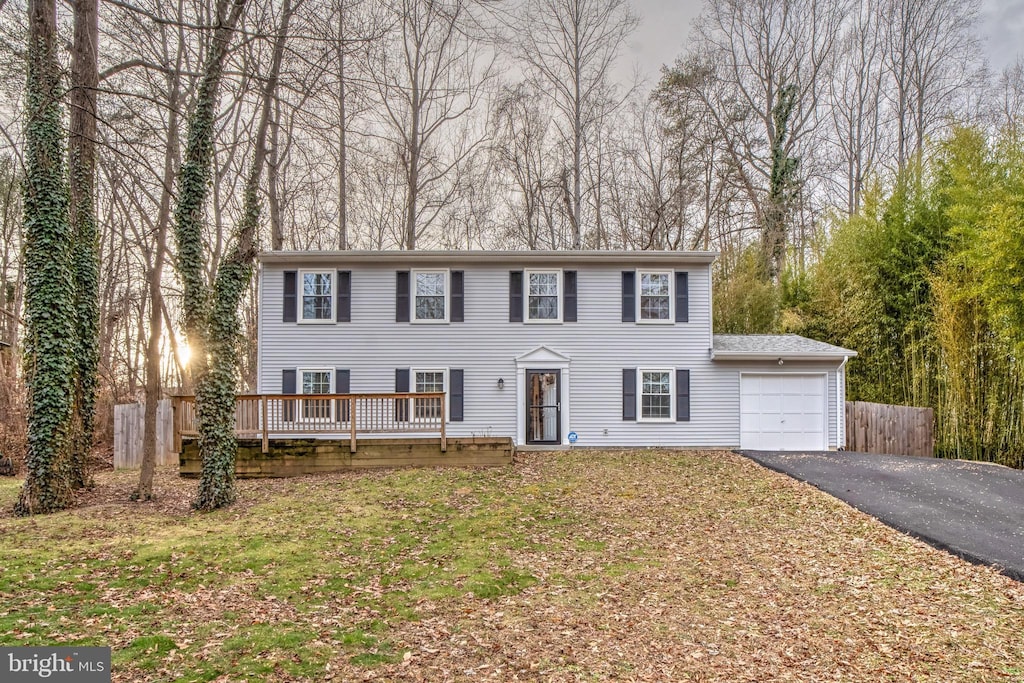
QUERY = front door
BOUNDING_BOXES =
[526,370,560,444]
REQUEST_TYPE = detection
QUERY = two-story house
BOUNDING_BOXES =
[255,250,855,452]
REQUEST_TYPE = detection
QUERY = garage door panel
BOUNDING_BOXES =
[740,374,827,451]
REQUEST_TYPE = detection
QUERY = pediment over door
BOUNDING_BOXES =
[515,345,571,366]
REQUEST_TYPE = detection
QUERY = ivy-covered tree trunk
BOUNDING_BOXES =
[761,83,800,283]
[68,0,100,490]
[16,0,76,515]
[193,0,291,510]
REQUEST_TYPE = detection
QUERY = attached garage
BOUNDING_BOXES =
[740,373,827,450]
[712,335,857,451]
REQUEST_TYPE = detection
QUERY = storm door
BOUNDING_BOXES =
[526,370,561,444]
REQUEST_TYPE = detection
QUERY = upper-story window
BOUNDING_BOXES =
[639,271,672,322]
[527,270,560,322]
[301,271,333,322]
[414,270,447,322]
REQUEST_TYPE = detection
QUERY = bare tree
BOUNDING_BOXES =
[516,0,637,249]
[367,0,492,249]
[828,1,884,215]
[882,0,982,172]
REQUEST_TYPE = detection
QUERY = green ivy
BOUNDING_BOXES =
[172,0,252,511]
[70,158,100,490]
[16,21,76,515]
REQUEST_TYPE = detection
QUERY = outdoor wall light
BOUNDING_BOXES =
[778,358,784,366]
[497,378,505,389]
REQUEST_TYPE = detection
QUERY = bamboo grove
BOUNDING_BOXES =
[779,127,1024,468]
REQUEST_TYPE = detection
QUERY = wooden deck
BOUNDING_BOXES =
[173,392,449,453]
[178,436,514,478]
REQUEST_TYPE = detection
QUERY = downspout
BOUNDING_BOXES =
[837,355,849,450]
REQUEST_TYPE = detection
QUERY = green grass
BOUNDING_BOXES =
[0,464,571,681]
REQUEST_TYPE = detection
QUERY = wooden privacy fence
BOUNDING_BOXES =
[845,401,934,457]
[174,392,447,454]
[114,399,177,469]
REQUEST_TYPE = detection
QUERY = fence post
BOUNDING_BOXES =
[350,396,357,453]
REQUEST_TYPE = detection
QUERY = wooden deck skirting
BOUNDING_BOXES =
[172,392,447,454]
[178,436,514,478]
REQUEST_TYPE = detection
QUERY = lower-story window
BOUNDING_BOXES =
[639,368,674,421]
[412,369,446,420]
[301,369,333,420]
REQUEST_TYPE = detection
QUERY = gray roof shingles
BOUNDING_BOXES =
[712,334,856,358]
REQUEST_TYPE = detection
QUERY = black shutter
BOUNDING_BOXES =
[336,369,350,422]
[621,271,635,322]
[283,271,297,322]
[676,369,690,422]
[396,271,410,322]
[509,271,524,322]
[395,368,410,421]
[450,369,464,422]
[282,368,296,421]
[675,272,689,323]
[451,271,464,323]
[563,271,577,322]
[336,271,351,322]
[622,368,636,421]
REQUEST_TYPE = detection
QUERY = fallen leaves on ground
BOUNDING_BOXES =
[1,450,1022,682]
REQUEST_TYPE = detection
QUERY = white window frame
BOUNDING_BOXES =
[298,367,334,421]
[637,367,675,423]
[411,269,449,323]
[410,367,449,422]
[636,270,674,324]
[524,269,562,323]
[298,270,334,324]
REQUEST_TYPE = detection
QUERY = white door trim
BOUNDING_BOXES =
[515,347,571,446]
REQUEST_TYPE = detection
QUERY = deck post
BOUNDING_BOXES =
[261,395,269,453]
[171,397,182,454]
[440,397,447,453]
[350,396,357,453]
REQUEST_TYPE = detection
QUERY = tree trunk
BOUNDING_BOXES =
[193,0,291,510]
[17,0,76,515]
[336,0,348,250]
[135,19,184,502]
[68,0,100,491]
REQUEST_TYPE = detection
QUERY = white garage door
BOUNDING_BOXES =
[740,374,827,451]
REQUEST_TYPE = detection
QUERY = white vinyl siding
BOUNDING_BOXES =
[259,261,845,448]
[300,271,333,322]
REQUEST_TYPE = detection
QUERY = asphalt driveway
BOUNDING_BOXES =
[740,450,1024,582]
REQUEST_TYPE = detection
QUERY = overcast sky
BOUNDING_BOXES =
[619,0,1024,93]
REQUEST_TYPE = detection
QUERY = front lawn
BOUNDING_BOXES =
[1,450,1021,681]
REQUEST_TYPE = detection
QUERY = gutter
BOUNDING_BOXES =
[258,249,720,266]
[710,351,859,362]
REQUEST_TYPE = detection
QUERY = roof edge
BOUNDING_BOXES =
[258,249,718,265]
[711,350,858,361]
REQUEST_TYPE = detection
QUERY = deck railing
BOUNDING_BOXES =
[172,393,446,454]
